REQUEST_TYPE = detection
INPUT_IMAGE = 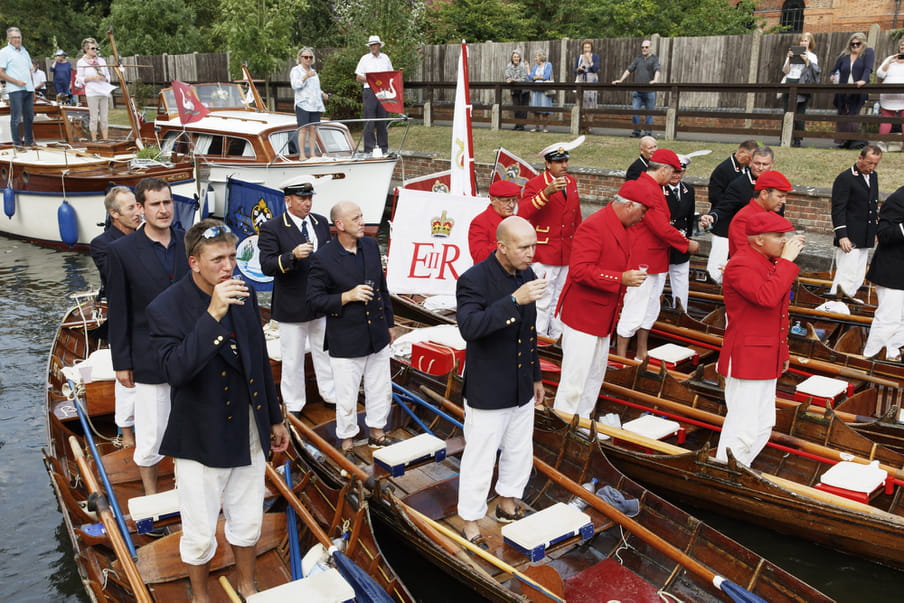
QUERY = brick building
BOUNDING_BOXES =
[749,1,903,33]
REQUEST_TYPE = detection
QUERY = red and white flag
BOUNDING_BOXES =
[365,70,404,114]
[171,80,210,124]
[491,147,538,188]
[450,41,476,196]
[400,170,452,193]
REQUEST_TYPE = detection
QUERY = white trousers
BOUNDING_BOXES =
[86,95,109,134]
[533,262,568,339]
[279,318,336,411]
[330,345,392,440]
[114,379,136,428]
[863,285,904,359]
[133,382,171,467]
[617,272,666,338]
[716,376,776,466]
[457,400,534,521]
[830,247,869,297]
[174,408,265,565]
[707,235,729,284]
[668,260,690,312]
[553,324,609,418]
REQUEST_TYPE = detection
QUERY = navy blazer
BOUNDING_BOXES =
[831,165,879,249]
[866,186,904,290]
[106,226,188,383]
[307,236,394,358]
[89,225,128,298]
[665,181,696,264]
[258,211,331,323]
[625,156,648,182]
[456,254,541,411]
[707,154,747,209]
[831,48,875,108]
[148,274,282,468]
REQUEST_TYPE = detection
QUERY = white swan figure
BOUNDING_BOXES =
[374,77,397,100]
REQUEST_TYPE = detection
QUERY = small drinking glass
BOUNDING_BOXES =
[233,273,248,301]
[638,264,649,274]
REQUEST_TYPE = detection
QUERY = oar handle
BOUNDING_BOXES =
[68,437,152,603]
[286,413,369,482]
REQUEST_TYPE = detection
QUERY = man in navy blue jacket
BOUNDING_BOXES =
[106,177,188,495]
[258,182,335,415]
[456,216,545,548]
[148,219,288,601]
[308,201,395,453]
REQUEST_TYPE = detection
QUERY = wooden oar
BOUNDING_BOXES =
[414,387,766,602]
[688,289,874,325]
[68,437,152,603]
[597,380,904,482]
[550,410,900,519]
[284,414,564,601]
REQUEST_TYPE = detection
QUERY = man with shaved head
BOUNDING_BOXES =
[625,135,657,181]
[456,215,546,548]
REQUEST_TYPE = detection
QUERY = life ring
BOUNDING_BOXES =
[58,199,79,247]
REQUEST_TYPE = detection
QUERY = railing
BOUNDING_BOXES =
[398,81,904,147]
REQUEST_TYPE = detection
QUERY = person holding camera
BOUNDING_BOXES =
[781,32,820,148]
[574,40,600,110]
[876,38,904,147]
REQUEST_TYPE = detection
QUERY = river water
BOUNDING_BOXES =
[1,233,901,602]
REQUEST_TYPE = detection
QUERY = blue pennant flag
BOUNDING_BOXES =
[225,178,285,292]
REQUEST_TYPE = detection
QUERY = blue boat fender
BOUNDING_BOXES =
[58,199,79,247]
[3,187,14,219]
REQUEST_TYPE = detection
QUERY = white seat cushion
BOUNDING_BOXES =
[372,433,445,468]
[648,343,696,364]
[502,503,592,555]
[622,415,681,440]
[247,568,355,603]
[819,460,887,494]
[128,488,179,522]
[795,375,848,398]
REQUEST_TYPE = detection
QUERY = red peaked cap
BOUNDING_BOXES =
[650,149,682,170]
[745,211,794,236]
[617,179,655,207]
[754,170,793,192]
[488,179,521,197]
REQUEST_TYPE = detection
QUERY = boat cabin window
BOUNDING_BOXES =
[161,131,192,155]
[225,136,255,158]
[269,131,304,158]
[318,127,354,156]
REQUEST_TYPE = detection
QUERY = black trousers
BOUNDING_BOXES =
[362,88,388,153]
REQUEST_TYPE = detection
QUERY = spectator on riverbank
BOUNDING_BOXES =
[625,135,657,181]
[781,32,820,148]
[50,49,71,99]
[0,27,35,147]
[76,37,112,141]
[31,59,46,97]
[291,47,329,159]
[829,32,874,149]
[528,50,553,133]
[876,39,904,147]
[574,40,600,110]
[504,49,530,131]
[612,39,660,138]
[355,35,393,156]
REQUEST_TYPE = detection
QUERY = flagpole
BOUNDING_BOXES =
[461,40,477,195]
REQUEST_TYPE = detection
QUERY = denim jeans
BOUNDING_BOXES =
[8,90,34,146]
[631,90,656,133]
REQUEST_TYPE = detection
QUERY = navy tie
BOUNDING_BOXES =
[300,219,309,242]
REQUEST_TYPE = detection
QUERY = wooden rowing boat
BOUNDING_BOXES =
[283,350,834,601]
[43,298,411,601]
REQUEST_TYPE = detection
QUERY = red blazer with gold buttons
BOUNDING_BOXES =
[518,170,582,266]
[556,204,631,337]
[627,173,690,274]
[718,246,799,380]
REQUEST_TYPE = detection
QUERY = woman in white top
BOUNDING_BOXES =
[877,38,904,139]
[290,47,329,160]
[75,38,112,141]
[780,32,820,147]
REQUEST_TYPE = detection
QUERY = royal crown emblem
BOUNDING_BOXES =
[431,210,455,237]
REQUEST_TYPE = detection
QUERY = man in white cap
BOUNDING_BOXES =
[355,35,393,156]
[258,181,336,417]
[518,136,585,339]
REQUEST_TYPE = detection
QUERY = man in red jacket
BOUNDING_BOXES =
[727,170,794,257]
[468,179,520,263]
[615,149,699,360]
[519,136,585,338]
[717,212,804,466]
[553,180,649,417]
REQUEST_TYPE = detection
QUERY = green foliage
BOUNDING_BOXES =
[292,0,345,49]
[212,0,307,78]
[425,0,532,44]
[1,0,107,59]
[103,0,203,55]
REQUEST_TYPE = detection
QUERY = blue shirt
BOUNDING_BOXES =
[0,43,34,92]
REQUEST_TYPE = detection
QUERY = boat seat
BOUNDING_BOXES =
[622,414,685,444]
[502,502,594,562]
[247,568,355,603]
[794,375,852,408]
[372,433,446,477]
[647,343,698,369]
[128,489,180,534]
[815,460,892,504]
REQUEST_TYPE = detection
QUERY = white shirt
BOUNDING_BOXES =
[287,212,319,250]
[32,67,46,89]
[355,52,393,88]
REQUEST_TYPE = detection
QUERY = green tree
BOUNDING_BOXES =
[211,0,307,78]
[425,0,532,45]
[1,0,106,59]
[103,0,203,55]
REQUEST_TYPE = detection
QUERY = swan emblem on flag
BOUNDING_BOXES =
[374,77,397,100]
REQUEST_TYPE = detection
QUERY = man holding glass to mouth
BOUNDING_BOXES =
[308,201,395,455]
